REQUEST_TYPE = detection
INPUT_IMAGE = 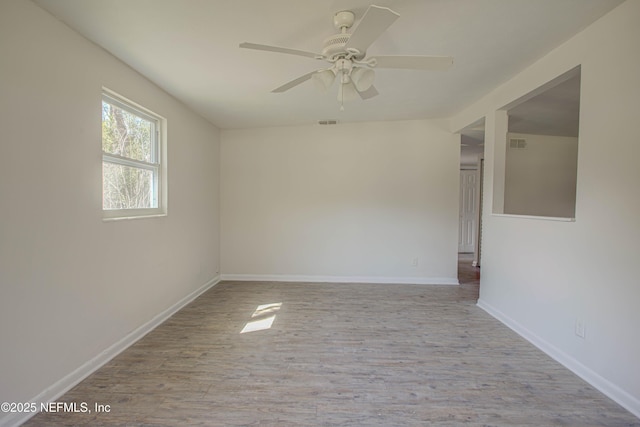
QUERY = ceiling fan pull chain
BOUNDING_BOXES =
[339,78,345,111]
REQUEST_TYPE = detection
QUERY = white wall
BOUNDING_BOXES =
[0,1,220,424]
[452,0,640,417]
[221,120,460,284]
[503,133,578,218]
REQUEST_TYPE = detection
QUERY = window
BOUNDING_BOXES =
[102,90,166,219]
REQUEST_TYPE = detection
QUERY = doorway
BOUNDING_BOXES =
[458,169,478,253]
[458,118,485,288]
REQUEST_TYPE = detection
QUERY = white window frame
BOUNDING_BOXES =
[102,89,167,220]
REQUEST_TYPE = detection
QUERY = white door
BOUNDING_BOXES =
[458,170,477,253]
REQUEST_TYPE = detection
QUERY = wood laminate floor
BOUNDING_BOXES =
[24,256,639,426]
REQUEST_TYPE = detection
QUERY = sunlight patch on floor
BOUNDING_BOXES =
[252,303,282,317]
[240,302,282,334]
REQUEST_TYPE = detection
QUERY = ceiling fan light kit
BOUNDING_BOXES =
[351,67,375,92]
[240,4,453,109]
[312,69,337,92]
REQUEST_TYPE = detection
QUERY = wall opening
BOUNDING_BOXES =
[495,66,580,219]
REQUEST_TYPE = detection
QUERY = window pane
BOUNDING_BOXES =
[102,101,154,162]
[103,162,156,209]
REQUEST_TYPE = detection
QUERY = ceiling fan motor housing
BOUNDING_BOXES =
[323,33,350,60]
[322,33,365,61]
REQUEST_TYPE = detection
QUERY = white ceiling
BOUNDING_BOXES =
[33,0,621,130]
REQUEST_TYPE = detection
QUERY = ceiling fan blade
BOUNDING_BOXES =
[240,42,321,59]
[358,85,379,100]
[272,71,317,93]
[371,55,454,70]
[343,5,399,54]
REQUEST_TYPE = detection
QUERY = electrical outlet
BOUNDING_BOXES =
[575,318,586,339]
[411,257,418,267]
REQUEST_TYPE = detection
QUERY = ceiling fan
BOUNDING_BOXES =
[240,5,454,109]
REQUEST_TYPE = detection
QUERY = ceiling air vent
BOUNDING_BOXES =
[318,120,338,125]
[509,138,527,149]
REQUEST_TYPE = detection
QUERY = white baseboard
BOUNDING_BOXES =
[477,298,640,420]
[220,274,459,285]
[0,276,220,427]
